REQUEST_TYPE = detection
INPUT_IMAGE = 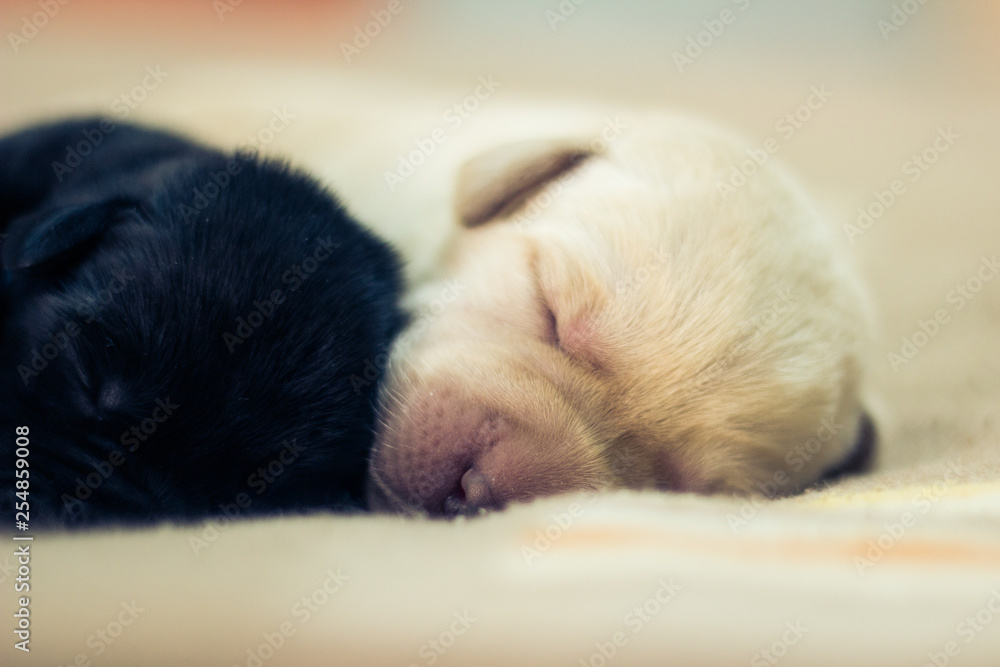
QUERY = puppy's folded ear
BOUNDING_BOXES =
[455,139,594,227]
[1,198,141,273]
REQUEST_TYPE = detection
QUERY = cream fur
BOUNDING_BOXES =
[366,113,874,513]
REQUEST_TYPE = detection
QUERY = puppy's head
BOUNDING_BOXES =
[0,157,402,525]
[367,117,873,515]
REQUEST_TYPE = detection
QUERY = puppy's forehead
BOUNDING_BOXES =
[525,166,687,285]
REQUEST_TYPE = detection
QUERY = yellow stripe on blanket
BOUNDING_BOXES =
[791,480,1000,509]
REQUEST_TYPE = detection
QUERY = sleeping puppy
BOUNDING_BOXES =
[366,114,875,515]
[0,118,402,527]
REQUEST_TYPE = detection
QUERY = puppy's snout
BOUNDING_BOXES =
[370,374,598,516]
[443,467,497,515]
[369,391,513,514]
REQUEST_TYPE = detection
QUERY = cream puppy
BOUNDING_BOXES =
[366,114,875,515]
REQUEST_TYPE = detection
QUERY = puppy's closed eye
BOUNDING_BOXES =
[539,295,609,372]
[556,314,610,372]
[540,298,561,348]
[534,257,610,371]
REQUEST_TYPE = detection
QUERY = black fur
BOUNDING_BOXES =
[0,118,403,528]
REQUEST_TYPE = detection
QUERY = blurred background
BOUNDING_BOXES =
[3,0,999,470]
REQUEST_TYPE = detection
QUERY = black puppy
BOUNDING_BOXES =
[0,118,403,527]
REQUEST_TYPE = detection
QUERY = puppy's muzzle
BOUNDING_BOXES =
[367,389,513,515]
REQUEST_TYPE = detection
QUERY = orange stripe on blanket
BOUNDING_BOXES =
[522,526,1000,569]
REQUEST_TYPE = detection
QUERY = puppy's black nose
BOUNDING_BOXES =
[443,467,495,515]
